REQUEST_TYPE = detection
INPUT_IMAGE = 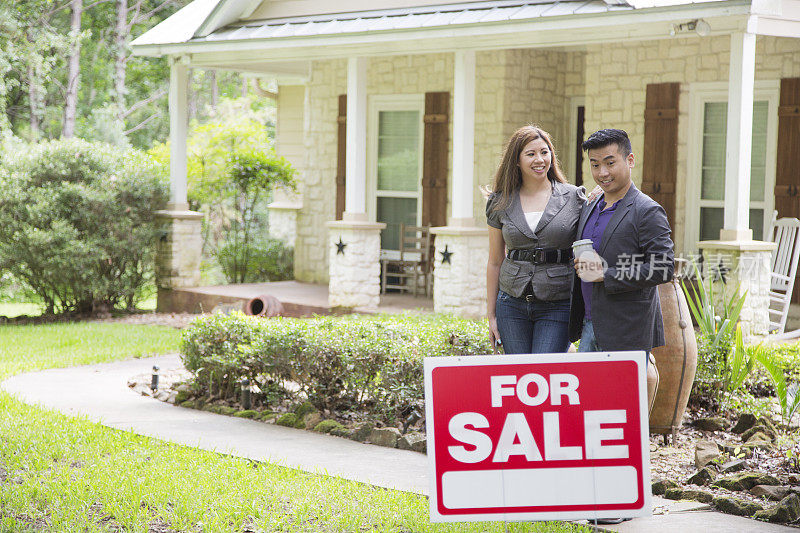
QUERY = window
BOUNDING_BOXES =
[368,96,424,251]
[686,83,777,249]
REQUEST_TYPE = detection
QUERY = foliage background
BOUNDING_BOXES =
[0,1,275,150]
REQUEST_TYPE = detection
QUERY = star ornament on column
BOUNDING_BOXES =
[440,245,453,264]
[335,237,347,255]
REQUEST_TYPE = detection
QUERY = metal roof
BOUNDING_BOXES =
[194,1,633,44]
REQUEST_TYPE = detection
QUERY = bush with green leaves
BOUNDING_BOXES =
[0,138,168,313]
[755,348,800,429]
[682,265,747,394]
[149,119,295,284]
[220,150,295,283]
[180,313,493,423]
[217,238,293,283]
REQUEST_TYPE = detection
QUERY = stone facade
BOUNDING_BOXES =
[581,35,800,252]
[326,221,385,309]
[155,210,204,290]
[291,49,586,287]
[269,39,800,318]
[698,241,776,339]
[267,204,299,247]
[270,85,306,250]
[431,228,489,318]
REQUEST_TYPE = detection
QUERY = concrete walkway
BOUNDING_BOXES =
[0,355,793,532]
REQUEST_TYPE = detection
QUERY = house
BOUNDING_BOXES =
[132,0,800,335]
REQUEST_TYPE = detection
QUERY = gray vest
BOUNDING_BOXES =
[486,181,585,300]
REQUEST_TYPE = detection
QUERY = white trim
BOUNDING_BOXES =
[366,94,426,242]
[195,0,261,38]
[684,80,779,251]
[131,6,752,59]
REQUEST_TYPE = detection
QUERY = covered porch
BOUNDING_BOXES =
[159,280,434,316]
[132,0,800,330]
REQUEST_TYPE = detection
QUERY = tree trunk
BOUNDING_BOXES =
[27,65,40,139]
[113,0,128,115]
[62,0,83,138]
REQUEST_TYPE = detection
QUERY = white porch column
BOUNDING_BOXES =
[430,50,487,318]
[451,50,476,225]
[327,56,384,310]
[344,56,368,220]
[155,56,202,312]
[721,31,756,241]
[168,57,189,210]
[697,31,773,339]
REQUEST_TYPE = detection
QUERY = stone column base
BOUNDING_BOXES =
[430,225,489,319]
[697,239,776,340]
[325,220,386,310]
[155,209,204,311]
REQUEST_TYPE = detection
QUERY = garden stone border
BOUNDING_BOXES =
[128,371,427,454]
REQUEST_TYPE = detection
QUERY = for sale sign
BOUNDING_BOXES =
[424,352,651,523]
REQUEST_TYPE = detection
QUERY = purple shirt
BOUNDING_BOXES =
[580,197,619,321]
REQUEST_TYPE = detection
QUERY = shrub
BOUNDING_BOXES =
[216,238,293,283]
[0,138,168,314]
[180,313,493,424]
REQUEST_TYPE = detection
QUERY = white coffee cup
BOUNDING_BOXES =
[572,239,595,260]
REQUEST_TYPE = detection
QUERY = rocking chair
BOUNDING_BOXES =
[380,224,432,297]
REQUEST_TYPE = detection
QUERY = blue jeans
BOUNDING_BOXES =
[578,319,602,352]
[495,290,571,354]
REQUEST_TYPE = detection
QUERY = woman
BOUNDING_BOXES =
[486,125,585,354]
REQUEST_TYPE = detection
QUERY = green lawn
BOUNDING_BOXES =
[0,296,156,319]
[0,322,589,532]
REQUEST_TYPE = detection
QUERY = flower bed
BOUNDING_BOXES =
[180,312,492,424]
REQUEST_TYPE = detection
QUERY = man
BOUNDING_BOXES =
[570,128,674,354]
[569,128,674,525]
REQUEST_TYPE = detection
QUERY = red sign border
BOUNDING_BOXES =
[424,351,652,523]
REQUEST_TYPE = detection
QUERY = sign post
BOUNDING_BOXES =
[424,352,651,523]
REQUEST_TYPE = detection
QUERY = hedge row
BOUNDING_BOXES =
[180,312,493,422]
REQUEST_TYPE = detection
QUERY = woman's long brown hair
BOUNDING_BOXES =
[487,125,567,212]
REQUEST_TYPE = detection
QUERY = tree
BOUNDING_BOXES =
[62,0,83,138]
[222,150,295,283]
[0,1,67,138]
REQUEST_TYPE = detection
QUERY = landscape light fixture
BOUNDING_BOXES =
[151,365,159,392]
[669,18,710,37]
[241,377,251,410]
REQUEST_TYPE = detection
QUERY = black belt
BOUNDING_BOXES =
[507,248,573,264]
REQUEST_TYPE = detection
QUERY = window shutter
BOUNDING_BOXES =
[336,94,347,220]
[775,78,800,220]
[641,82,679,230]
[775,78,800,302]
[422,92,449,227]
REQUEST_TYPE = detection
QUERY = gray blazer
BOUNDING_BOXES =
[568,184,674,353]
[487,181,585,301]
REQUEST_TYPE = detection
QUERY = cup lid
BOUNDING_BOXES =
[572,239,594,247]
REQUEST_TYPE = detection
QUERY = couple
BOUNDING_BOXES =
[486,126,674,359]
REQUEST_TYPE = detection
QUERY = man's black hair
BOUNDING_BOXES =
[582,128,632,156]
